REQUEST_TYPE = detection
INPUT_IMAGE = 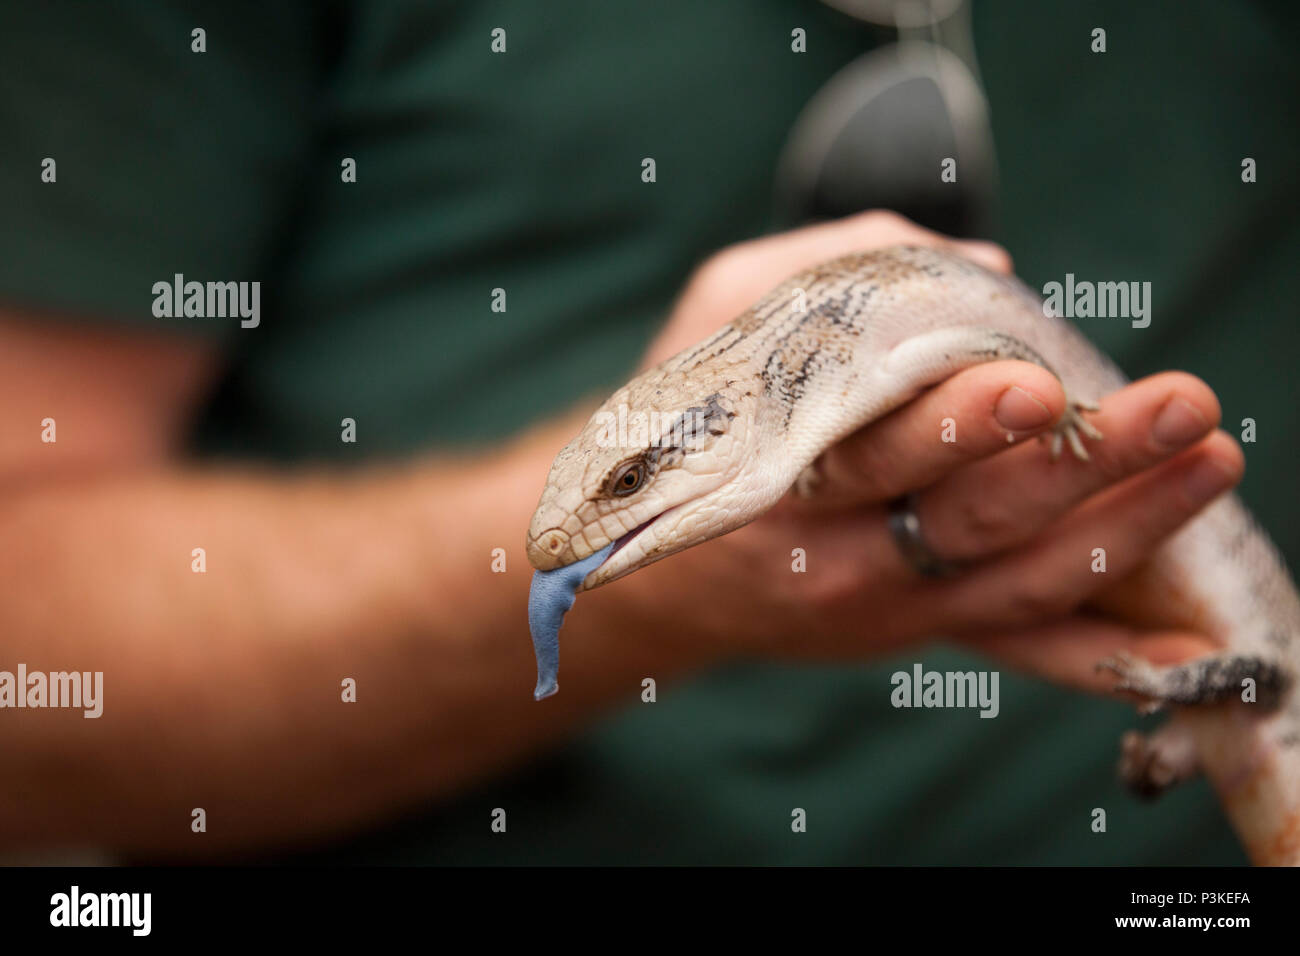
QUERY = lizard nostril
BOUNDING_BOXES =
[535,528,569,555]
[528,528,572,571]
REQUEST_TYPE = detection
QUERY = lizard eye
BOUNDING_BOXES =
[611,461,647,497]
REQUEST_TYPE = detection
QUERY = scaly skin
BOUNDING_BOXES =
[526,245,1300,864]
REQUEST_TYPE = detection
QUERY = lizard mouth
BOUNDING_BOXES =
[583,506,680,588]
[606,512,664,561]
[585,498,702,589]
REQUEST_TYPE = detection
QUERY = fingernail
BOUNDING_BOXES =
[1184,459,1235,501]
[1152,397,1209,448]
[995,386,1053,431]
[954,240,1012,273]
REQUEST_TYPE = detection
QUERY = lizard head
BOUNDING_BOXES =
[526,366,769,590]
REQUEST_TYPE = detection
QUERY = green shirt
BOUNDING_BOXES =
[4,0,1295,864]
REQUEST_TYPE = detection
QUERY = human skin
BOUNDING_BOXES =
[0,211,1237,857]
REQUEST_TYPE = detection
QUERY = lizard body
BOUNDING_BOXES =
[526,245,1300,864]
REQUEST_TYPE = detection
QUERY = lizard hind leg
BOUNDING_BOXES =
[1097,649,1292,713]
[1118,720,1201,799]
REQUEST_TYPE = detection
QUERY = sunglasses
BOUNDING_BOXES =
[775,0,997,237]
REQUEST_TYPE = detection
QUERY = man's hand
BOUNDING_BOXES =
[595,210,1239,692]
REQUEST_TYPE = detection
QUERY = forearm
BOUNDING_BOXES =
[0,414,716,856]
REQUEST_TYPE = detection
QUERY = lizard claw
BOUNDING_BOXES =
[1096,651,1166,714]
[1047,395,1103,462]
[793,462,822,499]
[1096,649,1136,678]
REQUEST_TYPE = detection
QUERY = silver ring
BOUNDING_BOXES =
[887,493,959,577]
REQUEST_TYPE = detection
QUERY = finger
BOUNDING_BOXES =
[668,211,1014,339]
[733,210,1013,274]
[910,372,1220,561]
[948,240,1014,275]
[807,360,1066,508]
[648,212,1012,367]
[728,210,1013,282]
[956,617,1218,696]
[931,430,1244,633]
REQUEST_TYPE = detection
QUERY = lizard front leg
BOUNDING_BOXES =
[877,326,1103,461]
[794,326,1103,499]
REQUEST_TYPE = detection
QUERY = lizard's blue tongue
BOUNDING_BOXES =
[527,543,614,700]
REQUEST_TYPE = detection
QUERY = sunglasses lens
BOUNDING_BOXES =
[776,44,996,237]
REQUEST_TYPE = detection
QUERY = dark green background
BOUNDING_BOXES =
[3,0,1296,863]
